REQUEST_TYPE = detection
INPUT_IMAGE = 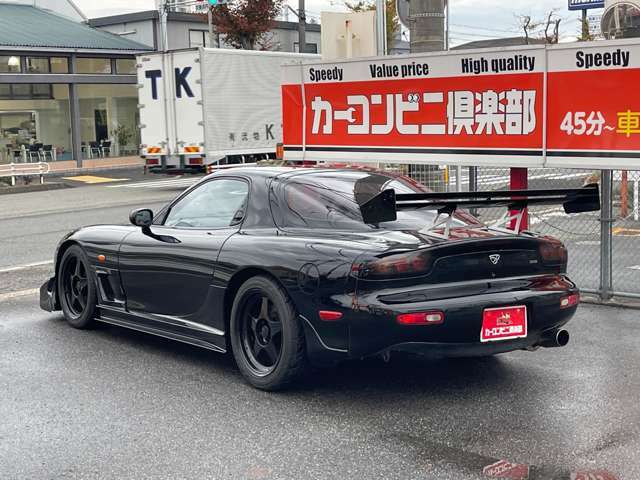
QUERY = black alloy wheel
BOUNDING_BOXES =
[230,276,307,390]
[240,294,283,375]
[58,245,97,329]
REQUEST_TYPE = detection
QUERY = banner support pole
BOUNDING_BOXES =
[600,169,613,300]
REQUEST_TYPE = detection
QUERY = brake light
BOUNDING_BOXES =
[318,310,343,321]
[188,157,203,165]
[397,311,444,325]
[539,240,567,264]
[353,251,432,279]
[145,158,160,166]
[560,293,580,309]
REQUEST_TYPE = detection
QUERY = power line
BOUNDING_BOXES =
[450,23,521,34]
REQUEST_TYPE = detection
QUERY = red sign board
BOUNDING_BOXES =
[282,39,640,169]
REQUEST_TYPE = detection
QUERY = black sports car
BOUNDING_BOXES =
[40,167,600,390]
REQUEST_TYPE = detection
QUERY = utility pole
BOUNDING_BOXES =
[298,0,307,53]
[408,0,446,190]
[208,7,215,47]
[408,0,445,53]
[375,0,387,55]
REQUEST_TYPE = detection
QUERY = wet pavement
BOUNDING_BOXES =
[0,294,637,479]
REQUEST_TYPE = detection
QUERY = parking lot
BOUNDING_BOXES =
[1,171,639,479]
[1,292,638,479]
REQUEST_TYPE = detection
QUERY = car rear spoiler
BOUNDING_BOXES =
[360,184,600,238]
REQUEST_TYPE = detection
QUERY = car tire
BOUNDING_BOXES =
[230,276,307,391]
[57,245,97,329]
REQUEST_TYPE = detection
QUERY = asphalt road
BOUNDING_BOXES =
[1,294,638,479]
[0,169,638,479]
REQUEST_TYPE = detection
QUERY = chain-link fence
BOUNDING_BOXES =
[393,163,640,299]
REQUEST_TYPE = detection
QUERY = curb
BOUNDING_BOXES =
[46,164,145,178]
[580,294,640,310]
[0,182,69,196]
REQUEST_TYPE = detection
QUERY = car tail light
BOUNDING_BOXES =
[539,240,568,265]
[397,311,444,326]
[319,310,343,321]
[188,157,203,165]
[145,158,160,166]
[560,293,580,309]
[353,251,432,279]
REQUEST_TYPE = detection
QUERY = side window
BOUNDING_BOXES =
[164,179,248,229]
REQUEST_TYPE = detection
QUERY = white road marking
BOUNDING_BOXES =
[628,265,640,271]
[0,288,39,302]
[0,260,53,274]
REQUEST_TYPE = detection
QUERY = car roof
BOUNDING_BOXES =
[205,165,406,182]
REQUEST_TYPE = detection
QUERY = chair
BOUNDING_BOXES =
[27,143,42,162]
[100,140,112,157]
[41,145,54,161]
[12,147,25,163]
[89,141,101,158]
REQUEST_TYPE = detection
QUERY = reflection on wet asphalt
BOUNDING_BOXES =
[0,296,637,479]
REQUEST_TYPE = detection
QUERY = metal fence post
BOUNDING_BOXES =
[468,166,477,215]
[600,169,613,300]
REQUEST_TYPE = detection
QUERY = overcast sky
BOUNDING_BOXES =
[74,0,592,45]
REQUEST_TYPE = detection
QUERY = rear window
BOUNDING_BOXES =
[270,171,469,231]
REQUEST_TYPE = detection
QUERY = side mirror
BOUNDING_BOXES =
[129,208,153,228]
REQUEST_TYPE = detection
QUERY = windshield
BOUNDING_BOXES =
[271,170,474,231]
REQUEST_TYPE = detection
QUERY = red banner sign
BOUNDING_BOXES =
[282,39,640,169]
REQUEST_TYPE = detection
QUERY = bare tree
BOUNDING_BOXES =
[516,10,562,45]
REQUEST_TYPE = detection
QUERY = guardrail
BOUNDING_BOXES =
[0,162,50,186]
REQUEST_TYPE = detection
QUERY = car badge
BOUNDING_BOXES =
[489,254,501,265]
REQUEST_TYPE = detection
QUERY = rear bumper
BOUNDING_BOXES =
[384,330,557,359]
[39,277,58,312]
[147,166,203,175]
[345,274,578,359]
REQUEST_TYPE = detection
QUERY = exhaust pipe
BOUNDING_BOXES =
[539,329,570,348]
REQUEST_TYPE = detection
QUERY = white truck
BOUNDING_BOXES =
[136,48,319,173]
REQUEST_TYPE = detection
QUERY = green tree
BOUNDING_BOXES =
[344,0,400,52]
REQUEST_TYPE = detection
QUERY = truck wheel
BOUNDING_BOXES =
[57,245,97,329]
[230,276,307,391]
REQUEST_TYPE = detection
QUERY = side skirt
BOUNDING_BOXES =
[97,306,226,354]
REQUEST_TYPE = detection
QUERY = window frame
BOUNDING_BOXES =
[158,176,251,231]
[25,56,51,73]
[0,55,22,73]
[188,29,207,48]
[75,57,112,74]
[115,58,136,75]
[50,56,70,74]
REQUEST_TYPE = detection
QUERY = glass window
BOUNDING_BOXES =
[50,57,69,74]
[0,84,72,163]
[26,57,50,73]
[32,84,52,99]
[189,30,207,47]
[76,58,111,74]
[12,84,31,99]
[294,43,318,53]
[115,58,136,75]
[165,179,249,229]
[0,55,21,73]
[272,172,471,231]
[77,84,141,158]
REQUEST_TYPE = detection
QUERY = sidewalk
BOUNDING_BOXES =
[1,156,145,195]
[46,156,144,176]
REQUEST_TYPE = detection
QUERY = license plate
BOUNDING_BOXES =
[481,305,527,342]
